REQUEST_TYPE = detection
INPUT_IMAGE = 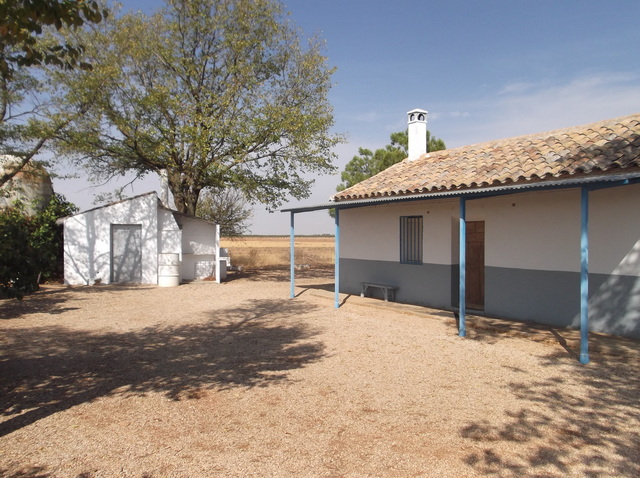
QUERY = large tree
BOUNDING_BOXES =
[53,0,342,215]
[0,0,106,186]
[336,130,445,192]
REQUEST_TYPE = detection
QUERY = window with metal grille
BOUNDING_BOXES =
[400,216,423,264]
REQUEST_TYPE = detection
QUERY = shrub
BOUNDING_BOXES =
[0,194,77,299]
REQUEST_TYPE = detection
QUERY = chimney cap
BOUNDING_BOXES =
[407,108,428,123]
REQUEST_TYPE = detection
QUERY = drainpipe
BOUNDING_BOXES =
[459,197,467,337]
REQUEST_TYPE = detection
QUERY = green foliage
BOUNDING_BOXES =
[51,0,344,216]
[0,0,106,187]
[0,0,107,76]
[0,206,34,299]
[0,193,77,299]
[337,130,446,192]
[196,187,252,236]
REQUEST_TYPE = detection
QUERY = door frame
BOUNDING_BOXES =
[110,224,143,283]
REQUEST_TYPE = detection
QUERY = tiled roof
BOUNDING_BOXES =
[332,114,640,201]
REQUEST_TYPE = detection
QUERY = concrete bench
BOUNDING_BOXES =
[361,282,398,302]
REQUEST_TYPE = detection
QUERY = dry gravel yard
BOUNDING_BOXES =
[1,268,638,477]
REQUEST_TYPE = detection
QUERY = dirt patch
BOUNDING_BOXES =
[1,269,638,477]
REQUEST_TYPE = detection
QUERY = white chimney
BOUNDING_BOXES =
[159,169,169,207]
[407,108,428,161]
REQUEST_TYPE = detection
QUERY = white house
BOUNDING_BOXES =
[285,110,640,361]
[61,191,223,286]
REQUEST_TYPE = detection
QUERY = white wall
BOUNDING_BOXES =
[63,193,159,285]
[158,208,182,255]
[340,199,457,265]
[174,214,217,280]
[590,183,640,276]
[178,215,217,254]
[471,189,581,272]
[340,184,640,278]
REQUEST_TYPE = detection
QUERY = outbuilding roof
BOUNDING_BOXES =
[332,113,640,201]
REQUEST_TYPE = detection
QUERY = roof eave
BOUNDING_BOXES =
[282,171,640,214]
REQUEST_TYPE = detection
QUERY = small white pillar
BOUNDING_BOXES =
[215,224,222,283]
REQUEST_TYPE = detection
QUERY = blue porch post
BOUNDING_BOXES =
[580,187,590,364]
[289,212,295,299]
[335,208,340,308]
[459,197,467,337]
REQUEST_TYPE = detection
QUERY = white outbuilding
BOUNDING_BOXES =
[60,191,226,286]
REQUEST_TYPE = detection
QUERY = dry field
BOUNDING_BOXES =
[221,236,334,268]
[0,268,639,477]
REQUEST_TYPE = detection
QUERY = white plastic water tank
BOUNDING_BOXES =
[158,253,180,287]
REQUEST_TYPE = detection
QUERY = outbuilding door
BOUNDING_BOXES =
[111,224,142,283]
[465,221,485,310]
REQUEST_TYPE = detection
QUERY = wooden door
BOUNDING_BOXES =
[111,224,142,283]
[465,221,484,310]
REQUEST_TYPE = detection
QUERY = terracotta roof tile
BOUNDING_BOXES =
[332,114,640,201]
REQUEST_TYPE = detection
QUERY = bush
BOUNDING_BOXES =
[0,194,77,299]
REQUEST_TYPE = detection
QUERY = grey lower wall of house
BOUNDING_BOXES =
[588,273,640,339]
[339,258,452,310]
[340,259,640,339]
[485,267,640,338]
[484,266,580,328]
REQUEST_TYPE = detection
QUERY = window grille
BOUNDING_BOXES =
[400,216,423,264]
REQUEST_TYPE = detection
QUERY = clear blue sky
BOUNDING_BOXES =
[52,0,640,235]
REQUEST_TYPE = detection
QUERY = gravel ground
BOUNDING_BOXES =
[1,268,638,477]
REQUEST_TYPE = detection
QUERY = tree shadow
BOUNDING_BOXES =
[0,465,50,478]
[0,298,325,437]
[460,352,640,476]
[0,284,156,320]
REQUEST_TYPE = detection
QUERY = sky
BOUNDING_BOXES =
[51,0,640,235]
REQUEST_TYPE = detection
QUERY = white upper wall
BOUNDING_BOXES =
[340,184,640,277]
[341,199,456,264]
[473,189,581,272]
[590,183,640,276]
[158,208,182,255]
[175,215,217,255]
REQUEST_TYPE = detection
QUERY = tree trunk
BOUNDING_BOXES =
[167,170,200,216]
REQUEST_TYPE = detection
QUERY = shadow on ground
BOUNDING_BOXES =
[0,466,47,478]
[460,352,640,476]
[0,298,325,438]
[0,284,157,320]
